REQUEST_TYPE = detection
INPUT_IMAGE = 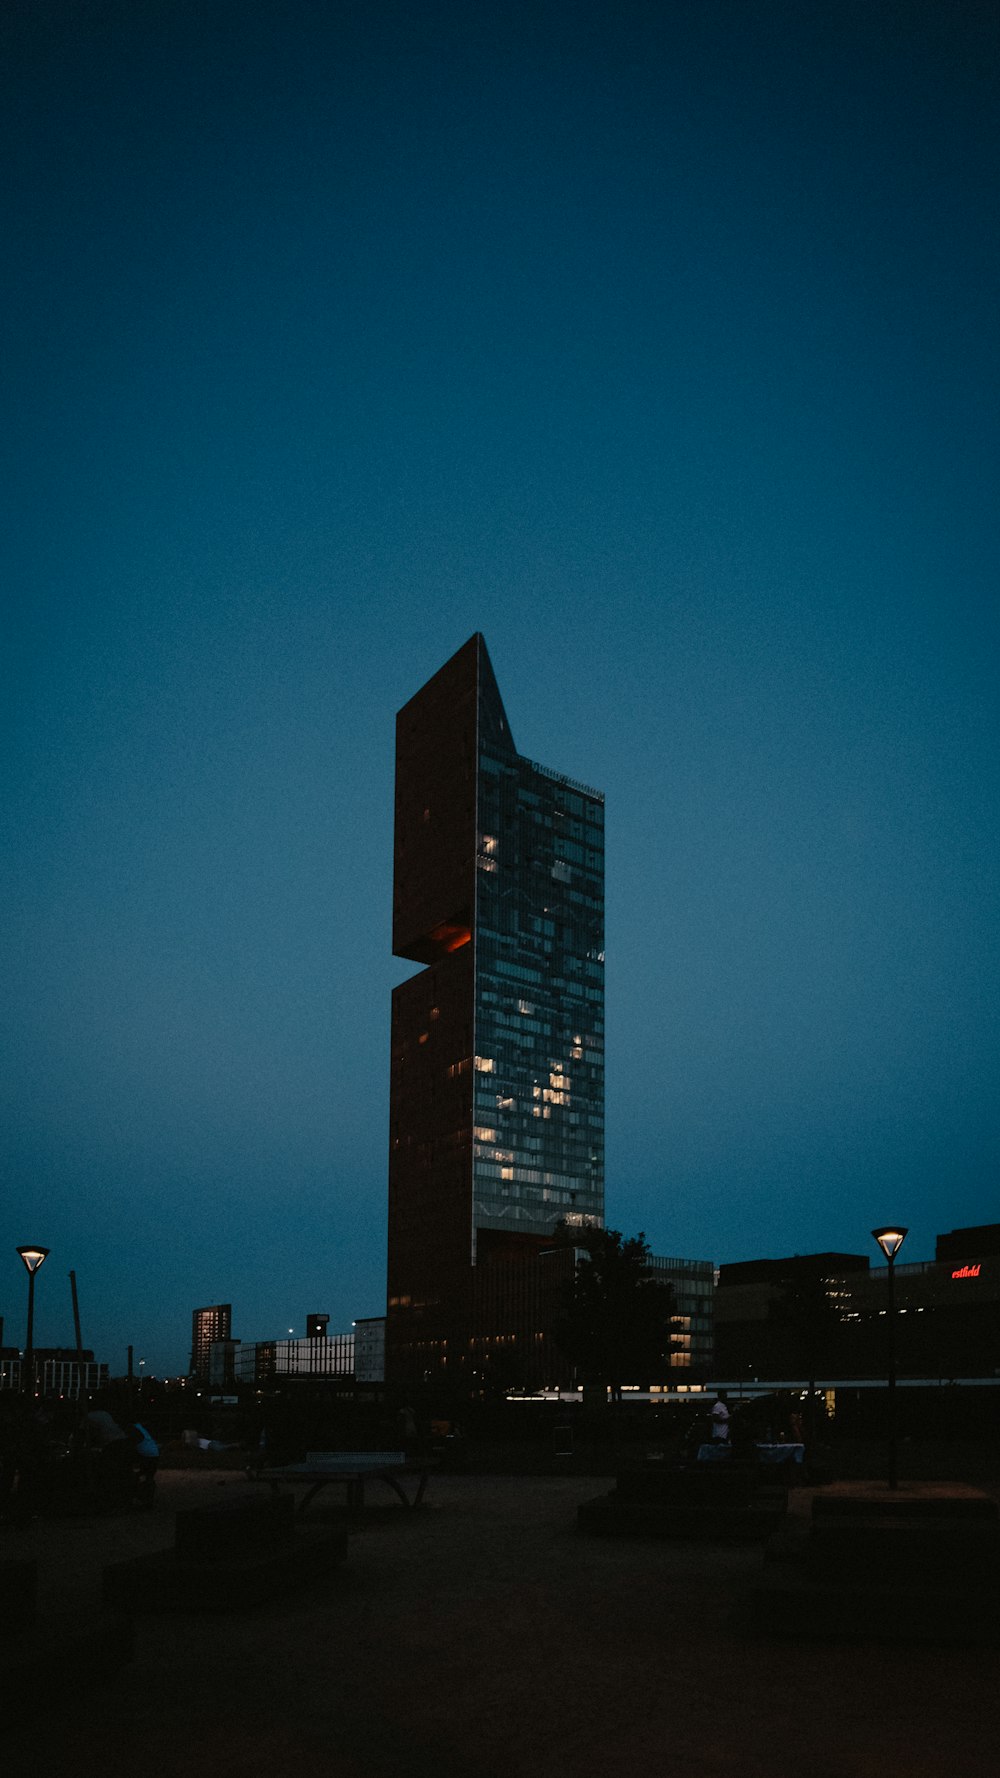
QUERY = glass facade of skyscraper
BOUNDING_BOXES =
[473,745,604,1244]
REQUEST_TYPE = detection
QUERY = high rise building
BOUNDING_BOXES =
[387,635,605,1386]
[190,1303,232,1379]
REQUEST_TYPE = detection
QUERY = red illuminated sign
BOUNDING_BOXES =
[951,1264,981,1279]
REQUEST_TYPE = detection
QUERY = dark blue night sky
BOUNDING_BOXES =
[3,2,997,1373]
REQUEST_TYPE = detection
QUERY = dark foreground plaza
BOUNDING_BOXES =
[3,1463,998,1778]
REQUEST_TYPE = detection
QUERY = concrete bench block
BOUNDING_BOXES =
[0,1558,38,1634]
[813,1488,998,1521]
[1,1612,133,1699]
[174,1493,295,1560]
[752,1569,1000,1646]
[579,1492,786,1541]
[615,1469,763,1508]
[103,1525,347,1614]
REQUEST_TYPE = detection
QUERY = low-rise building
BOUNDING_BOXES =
[231,1332,355,1387]
[714,1225,1000,1382]
[0,1348,108,1396]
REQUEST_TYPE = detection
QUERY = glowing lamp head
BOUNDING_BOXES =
[872,1227,908,1262]
[16,1245,50,1275]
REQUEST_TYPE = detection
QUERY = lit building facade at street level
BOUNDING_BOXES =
[190,1303,232,1379]
[468,1245,714,1394]
[388,635,605,1386]
[645,1254,714,1374]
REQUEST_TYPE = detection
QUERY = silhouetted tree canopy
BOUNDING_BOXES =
[767,1267,845,1444]
[768,1270,842,1378]
[551,1225,676,1398]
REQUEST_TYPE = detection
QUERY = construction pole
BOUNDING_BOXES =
[68,1270,94,1490]
[69,1270,86,1386]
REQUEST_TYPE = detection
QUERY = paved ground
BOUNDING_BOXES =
[3,1468,999,1777]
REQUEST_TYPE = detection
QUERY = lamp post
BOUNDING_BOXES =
[871,1226,908,1489]
[16,1245,50,1397]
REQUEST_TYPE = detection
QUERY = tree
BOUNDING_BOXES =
[768,1268,842,1447]
[552,1226,676,1400]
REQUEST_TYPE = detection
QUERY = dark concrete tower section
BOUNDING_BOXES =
[388,635,604,1388]
[387,636,491,1382]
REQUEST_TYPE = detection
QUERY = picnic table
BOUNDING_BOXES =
[754,1442,805,1467]
[695,1441,806,1472]
[253,1450,430,1515]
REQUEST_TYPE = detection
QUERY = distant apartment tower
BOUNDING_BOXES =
[190,1303,232,1378]
[387,634,605,1384]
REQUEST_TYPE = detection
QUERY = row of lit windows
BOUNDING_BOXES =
[475,1092,603,1128]
[476,1149,603,1177]
[475,1136,593,1164]
[493,1010,546,1033]
[478,988,602,1029]
[476,834,602,872]
[472,1056,602,1090]
[477,1186,592,1209]
[475,1161,586,1189]
[479,830,602,865]
[472,1058,600,1092]
[479,1160,601,1191]
[473,810,602,857]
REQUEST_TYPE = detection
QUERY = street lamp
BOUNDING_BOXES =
[16,1245,50,1397]
[871,1226,908,1489]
